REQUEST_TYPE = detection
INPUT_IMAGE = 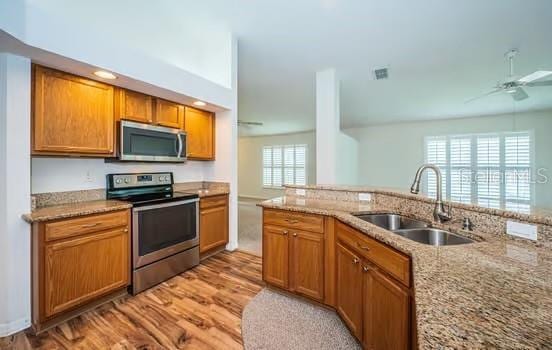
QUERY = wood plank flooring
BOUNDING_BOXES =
[0,251,264,350]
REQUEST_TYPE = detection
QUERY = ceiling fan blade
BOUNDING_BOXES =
[518,71,552,83]
[465,88,502,103]
[511,87,529,101]
[526,80,552,87]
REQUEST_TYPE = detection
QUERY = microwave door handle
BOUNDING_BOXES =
[177,133,183,158]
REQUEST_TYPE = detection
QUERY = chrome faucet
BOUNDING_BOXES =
[410,164,452,223]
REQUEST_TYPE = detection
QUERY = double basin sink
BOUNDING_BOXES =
[353,213,475,246]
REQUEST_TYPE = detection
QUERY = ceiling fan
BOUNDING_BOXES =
[238,120,263,126]
[466,49,552,103]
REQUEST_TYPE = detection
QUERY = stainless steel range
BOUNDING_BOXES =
[106,172,199,294]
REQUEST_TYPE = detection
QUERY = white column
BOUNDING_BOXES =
[315,68,359,185]
[315,69,340,184]
[0,53,32,336]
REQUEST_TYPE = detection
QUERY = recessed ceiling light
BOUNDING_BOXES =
[94,70,117,79]
[193,101,207,107]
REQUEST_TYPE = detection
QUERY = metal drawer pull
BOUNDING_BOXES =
[292,233,298,237]
[352,257,359,264]
[362,266,370,272]
[81,223,100,228]
[356,242,370,251]
[285,219,299,224]
[124,228,129,233]
[282,230,289,235]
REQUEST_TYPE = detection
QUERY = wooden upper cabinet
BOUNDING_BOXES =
[116,89,153,123]
[184,106,215,160]
[336,242,363,339]
[154,98,184,129]
[290,230,324,301]
[364,266,410,350]
[32,65,115,156]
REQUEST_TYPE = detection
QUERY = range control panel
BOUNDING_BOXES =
[109,172,173,189]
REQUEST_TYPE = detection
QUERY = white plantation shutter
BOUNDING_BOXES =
[476,136,501,208]
[425,137,447,199]
[262,144,307,187]
[424,131,533,213]
[450,137,471,203]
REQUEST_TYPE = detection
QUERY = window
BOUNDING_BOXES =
[424,132,533,213]
[263,144,307,188]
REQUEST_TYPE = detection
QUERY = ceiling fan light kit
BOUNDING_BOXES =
[466,49,552,103]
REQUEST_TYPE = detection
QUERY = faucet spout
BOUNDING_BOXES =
[410,164,452,223]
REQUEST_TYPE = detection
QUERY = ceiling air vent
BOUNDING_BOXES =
[373,68,389,80]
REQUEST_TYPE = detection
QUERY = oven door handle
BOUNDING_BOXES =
[132,198,199,212]
[177,133,184,159]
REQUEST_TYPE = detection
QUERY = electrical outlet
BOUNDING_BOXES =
[506,221,538,241]
[295,189,306,196]
[358,193,372,202]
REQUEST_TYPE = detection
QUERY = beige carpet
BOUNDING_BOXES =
[242,289,361,350]
[238,198,263,255]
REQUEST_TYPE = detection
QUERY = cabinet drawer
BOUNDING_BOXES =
[45,210,129,242]
[336,221,410,287]
[263,209,324,233]
[200,194,228,209]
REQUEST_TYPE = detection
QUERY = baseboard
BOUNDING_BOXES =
[226,241,239,251]
[0,317,30,337]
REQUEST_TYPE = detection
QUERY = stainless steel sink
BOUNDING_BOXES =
[393,228,475,246]
[353,213,475,246]
[353,213,428,230]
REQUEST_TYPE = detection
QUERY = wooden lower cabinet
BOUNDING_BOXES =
[199,195,229,254]
[262,209,413,349]
[44,228,129,318]
[263,226,290,289]
[290,230,324,301]
[262,217,325,302]
[364,265,410,350]
[32,209,130,331]
[336,242,363,339]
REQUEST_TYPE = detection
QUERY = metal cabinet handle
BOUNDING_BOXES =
[292,233,298,237]
[352,257,359,264]
[282,230,288,235]
[362,265,370,272]
[356,242,370,251]
[124,228,129,233]
[81,223,100,228]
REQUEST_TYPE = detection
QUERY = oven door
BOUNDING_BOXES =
[120,120,187,162]
[132,199,198,268]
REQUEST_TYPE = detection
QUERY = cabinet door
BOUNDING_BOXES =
[43,228,129,319]
[199,204,229,253]
[33,65,114,156]
[184,106,215,160]
[336,242,363,339]
[290,230,324,301]
[364,266,410,350]
[262,226,289,289]
[117,89,153,123]
[154,98,184,129]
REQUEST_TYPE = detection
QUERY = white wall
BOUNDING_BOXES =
[315,69,339,184]
[346,109,552,208]
[0,53,31,336]
[336,131,359,185]
[238,131,317,199]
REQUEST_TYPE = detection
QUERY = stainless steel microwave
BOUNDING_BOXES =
[119,120,187,162]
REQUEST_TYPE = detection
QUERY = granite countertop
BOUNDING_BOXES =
[22,200,132,223]
[179,187,230,198]
[259,196,552,349]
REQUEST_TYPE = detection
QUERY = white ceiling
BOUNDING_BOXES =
[183,0,552,135]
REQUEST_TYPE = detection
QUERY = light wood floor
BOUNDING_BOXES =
[0,251,264,350]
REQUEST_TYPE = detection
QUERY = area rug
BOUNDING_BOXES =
[242,288,361,350]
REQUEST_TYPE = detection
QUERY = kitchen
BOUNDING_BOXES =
[1,1,552,350]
